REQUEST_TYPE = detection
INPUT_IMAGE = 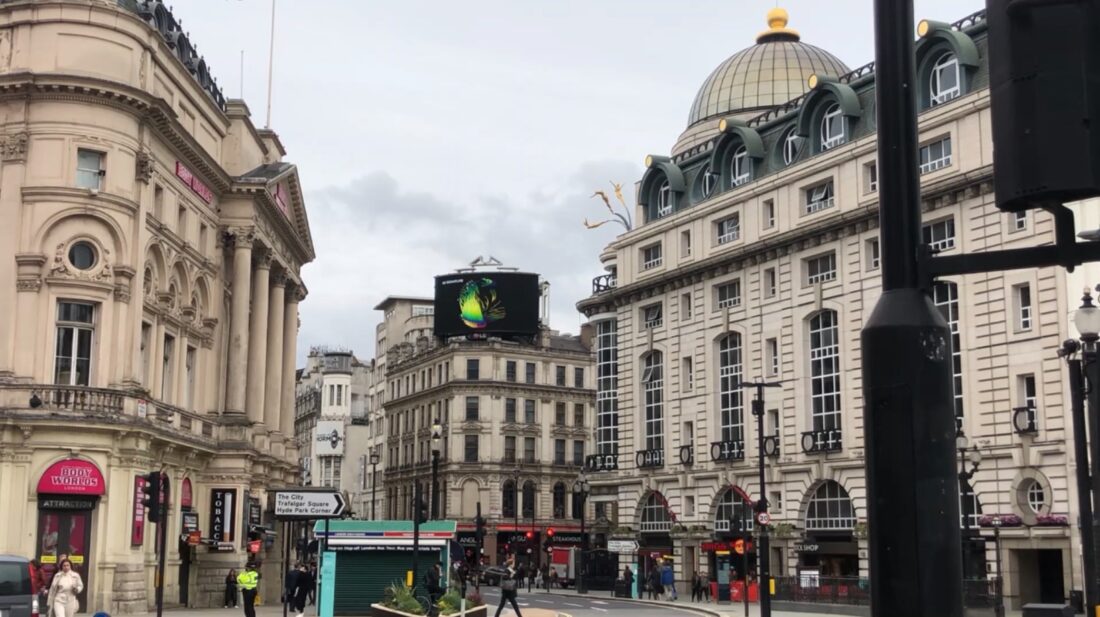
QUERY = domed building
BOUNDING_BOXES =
[579,6,1084,610]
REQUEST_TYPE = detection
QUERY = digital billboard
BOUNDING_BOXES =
[434,272,540,338]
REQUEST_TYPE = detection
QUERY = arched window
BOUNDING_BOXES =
[502,480,517,518]
[641,352,664,452]
[640,492,672,533]
[960,479,981,528]
[718,334,744,444]
[820,103,846,151]
[731,146,751,187]
[656,181,673,217]
[930,52,960,106]
[932,282,963,425]
[806,481,856,530]
[701,165,719,199]
[714,488,754,533]
[783,129,802,166]
[809,311,841,432]
[522,480,537,518]
[552,482,566,519]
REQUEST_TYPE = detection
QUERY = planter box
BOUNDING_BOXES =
[369,603,488,617]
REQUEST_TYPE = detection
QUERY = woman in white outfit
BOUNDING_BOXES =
[47,559,83,617]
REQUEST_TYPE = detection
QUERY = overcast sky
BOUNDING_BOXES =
[181,0,984,363]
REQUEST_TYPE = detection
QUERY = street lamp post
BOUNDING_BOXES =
[369,451,380,521]
[431,423,442,519]
[991,516,1005,617]
[744,379,781,617]
[956,430,982,587]
[573,474,590,594]
[514,468,521,558]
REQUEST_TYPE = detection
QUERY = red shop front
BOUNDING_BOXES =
[36,458,106,613]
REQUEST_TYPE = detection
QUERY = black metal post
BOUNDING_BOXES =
[1067,354,1098,614]
[578,487,588,594]
[742,507,750,617]
[322,517,330,606]
[430,450,440,520]
[371,460,378,521]
[155,472,167,617]
[749,381,779,617]
[282,520,290,617]
[1085,340,1100,617]
[959,444,971,585]
[993,523,1004,617]
[413,482,422,589]
[862,1,962,616]
[475,501,484,590]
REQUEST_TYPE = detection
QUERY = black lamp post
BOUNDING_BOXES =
[573,474,590,594]
[430,423,442,519]
[956,429,982,585]
[991,516,1005,617]
[514,468,521,557]
[744,379,781,617]
[369,451,380,520]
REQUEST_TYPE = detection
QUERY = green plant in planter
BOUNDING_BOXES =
[383,581,425,615]
[771,522,796,538]
[853,521,869,539]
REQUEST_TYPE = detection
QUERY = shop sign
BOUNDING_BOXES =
[549,532,583,544]
[794,542,820,553]
[456,533,479,547]
[187,531,201,546]
[132,475,147,546]
[182,511,199,533]
[273,183,290,218]
[248,499,262,526]
[39,496,96,511]
[175,161,214,204]
[210,488,237,542]
[181,478,193,509]
[703,540,754,553]
[37,459,105,496]
[211,541,235,552]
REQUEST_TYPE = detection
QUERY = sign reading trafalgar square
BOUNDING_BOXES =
[274,489,346,520]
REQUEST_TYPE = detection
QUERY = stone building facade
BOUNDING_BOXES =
[578,8,1089,608]
[0,0,313,612]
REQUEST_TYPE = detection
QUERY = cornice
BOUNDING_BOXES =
[386,379,596,410]
[22,185,139,216]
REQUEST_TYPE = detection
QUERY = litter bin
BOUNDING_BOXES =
[1021,603,1073,617]
[614,579,631,598]
[1070,590,1084,613]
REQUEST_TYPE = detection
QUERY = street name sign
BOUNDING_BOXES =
[274,489,346,520]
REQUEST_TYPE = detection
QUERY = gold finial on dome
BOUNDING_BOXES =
[757,7,801,44]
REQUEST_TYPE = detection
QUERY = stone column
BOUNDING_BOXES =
[264,270,286,433]
[226,229,255,415]
[246,250,272,425]
[280,286,303,443]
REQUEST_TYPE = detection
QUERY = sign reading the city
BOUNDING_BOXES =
[37,459,105,496]
[274,489,346,520]
[210,488,237,542]
[607,539,638,553]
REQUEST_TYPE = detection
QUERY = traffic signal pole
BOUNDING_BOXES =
[155,472,168,617]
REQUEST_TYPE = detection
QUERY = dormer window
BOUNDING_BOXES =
[930,53,960,106]
[731,146,751,187]
[702,167,719,199]
[820,103,846,151]
[783,130,802,166]
[657,180,673,217]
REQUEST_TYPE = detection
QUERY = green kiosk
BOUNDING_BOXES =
[314,520,457,615]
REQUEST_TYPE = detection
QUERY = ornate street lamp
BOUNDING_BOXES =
[956,430,982,583]
[430,423,442,519]
[369,450,380,520]
[573,474,591,594]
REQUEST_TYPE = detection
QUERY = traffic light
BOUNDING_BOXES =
[475,515,486,542]
[546,528,554,539]
[525,530,534,542]
[414,496,428,524]
[141,471,161,523]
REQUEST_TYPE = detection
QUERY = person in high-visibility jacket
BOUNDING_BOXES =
[237,563,260,617]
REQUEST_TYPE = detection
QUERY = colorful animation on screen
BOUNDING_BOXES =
[458,278,507,329]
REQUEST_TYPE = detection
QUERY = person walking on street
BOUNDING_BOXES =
[46,559,83,617]
[622,566,634,599]
[661,560,676,601]
[426,562,443,614]
[237,562,260,617]
[646,565,662,600]
[292,564,312,617]
[691,571,703,602]
[283,564,300,612]
[224,568,239,608]
[493,556,523,617]
[308,563,317,606]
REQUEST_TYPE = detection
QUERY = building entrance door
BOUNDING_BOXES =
[37,504,94,613]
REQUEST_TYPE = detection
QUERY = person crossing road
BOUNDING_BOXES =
[237,562,260,617]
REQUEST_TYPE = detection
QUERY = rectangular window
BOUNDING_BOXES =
[922,218,956,252]
[642,303,663,329]
[337,384,344,406]
[161,333,175,400]
[76,149,104,190]
[641,243,663,270]
[865,163,878,193]
[465,396,479,421]
[412,304,434,316]
[504,436,516,462]
[766,338,779,376]
[153,185,165,220]
[1015,283,1033,331]
[764,267,777,298]
[762,199,776,229]
[505,398,517,423]
[716,214,741,245]
[464,435,479,462]
[556,365,567,386]
[466,358,479,380]
[506,360,517,382]
[525,362,536,384]
[919,136,953,174]
[767,409,779,435]
[681,229,692,258]
[573,440,584,466]
[804,180,835,214]
[555,402,566,426]
[867,238,881,270]
[805,252,837,285]
[821,108,847,150]
[177,205,187,240]
[682,356,694,392]
[574,367,584,388]
[574,403,585,427]
[198,223,208,252]
[770,491,783,515]
[595,319,619,457]
[54,301,95,386]
[681,292,693,320]
[555,439,566,465]
[1013,211,1028,232]
[1021,374,1037,410]
[524,399,536,424]
[715,279,741,309]
[524,437,536,463]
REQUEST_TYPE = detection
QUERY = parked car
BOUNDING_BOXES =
[0,555,37,617]
[478,566,510,586]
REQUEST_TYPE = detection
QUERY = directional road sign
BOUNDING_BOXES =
[607,539,638,553]
[274,489,346,520]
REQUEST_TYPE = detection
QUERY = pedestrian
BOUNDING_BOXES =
[46,558,83,617]
[647,565,662,600]
[661,560,676,601]
[426,562,443,612]
[527,563,535,593]
[224,568,239,608]
[493,556,523,617]
[691,571,703,602]
[29,560,47,611]
[308,563,317,606]
[622,566,634,598]
[292,564,312,617]
[549,568,558,591]
[283,564,300,611]
[237,562,260,617]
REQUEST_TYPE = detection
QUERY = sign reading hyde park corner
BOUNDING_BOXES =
[274,489,346,520]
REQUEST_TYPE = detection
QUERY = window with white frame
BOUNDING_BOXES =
[641,244,663,270]
[1015,283,1033,330]
[412,304,434,316]
[766,337,779,376]
[715,280,741,309]
[714,488,754,532]
[505,398,516,422]
[731,145,751,186]
[865,163,878,193]
[930,52,961,106]
[680,292,693,320]
[464,435,479,462]
[656,180,673,217]
[524,399,536,423]
[805,180,835,214]
[764,267,777,297]
[76,149,104,190]
[820,103,846,150]
[681,356,694,392]
[642,303,663,329]
[1013,211,1028,232]
[681,230,692,258]
[806,252,837,285]
[762,199,776,229]
[54,301,95,386]
[933,282,964,420]
[867,238,881,270]
[595,319,619,456]
[922,217,956,252]
[805,481,856,530]
[919,136,953,174]
[1025,479,1045,514]
[640,493,672,533]
[783,129,803,166]
[810,311,842,432]
[702,166,719,198]
[642,352,664,452]
[1020,373,1037,410]
[718,333,744,444]
[960,482,982,528]
[716,215,741,245]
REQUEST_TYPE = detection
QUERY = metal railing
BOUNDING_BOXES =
[592,274,617,294]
